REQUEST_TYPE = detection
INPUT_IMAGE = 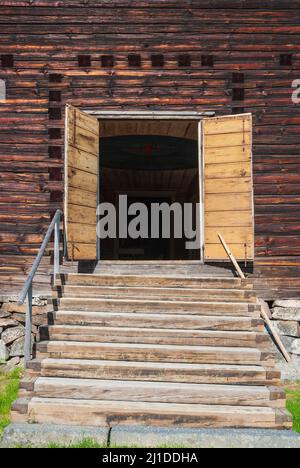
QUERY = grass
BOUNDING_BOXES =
[0,367,22,436]
[18,440,187,449]
[16,439,107,449]
[285,381,300,434]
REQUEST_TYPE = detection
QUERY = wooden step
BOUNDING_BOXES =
[63,274,248,290]
[19,376,38,397]
[60,285,256,303]
[33,377,285,408]
[58,298,260,316]
[41,358,281,386]
[45,325,269,348]
[11,398,30,423]
[38,341,275,366]
[27,398,292,429]
[24,360,41,377]
[54,311,264,332]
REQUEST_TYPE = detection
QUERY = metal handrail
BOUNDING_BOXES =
[18,209,62,362]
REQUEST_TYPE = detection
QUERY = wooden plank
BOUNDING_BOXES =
[28,398,283,429]
[204,146,251,164]
[67,204,96,225]
[101,120,198,140]
[68,105,99,136]
[68,146,98,174]
[65,243,96,261]
[205,243,254,261]
[202,115,251,135]
[65,274,243,289]
[205,177,252,194]
[205,227,253,245]
[205,161,252,179]
[35,378,279,407]
[205,211,253,227]
[55,311,264,332]
[68,126,99,156]
[68,188,98,209]
[205,193,252,212]
[41,359,279,386]
[45,341,266,365]
[67,223,97,244]
[59,297,258,313]
[61,286,256,303]
[48,325,267,348]
[204,133,251,149]
[68,167,98,193]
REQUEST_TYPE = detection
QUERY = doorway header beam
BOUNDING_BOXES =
[85,110,216,120]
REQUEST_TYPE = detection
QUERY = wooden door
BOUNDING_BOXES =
[64,105,99,260]
[202,114,254,261]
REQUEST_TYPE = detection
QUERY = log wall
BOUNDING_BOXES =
[0,0,300,297]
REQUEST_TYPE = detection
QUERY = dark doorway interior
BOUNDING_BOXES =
[99,121,200,261]
[118,196,172,261]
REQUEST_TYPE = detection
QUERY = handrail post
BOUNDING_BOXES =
[18,209,62,363]
[54,211,60,283]
[24,284,33,363]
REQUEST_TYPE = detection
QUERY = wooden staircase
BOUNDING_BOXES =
[12,273,292,429]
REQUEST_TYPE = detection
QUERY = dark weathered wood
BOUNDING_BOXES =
[0,1,299,295]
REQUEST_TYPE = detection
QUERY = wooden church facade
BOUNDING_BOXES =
[0,0,300,298]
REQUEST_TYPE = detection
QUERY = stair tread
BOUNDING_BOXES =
[34,377,285,406]
[35,376,275,396]
[11,272,290,431]
[65,274,241,283]
[63,286,251,293]
[43,340,263,354]
[48,325,263,336]
[54,312,263,333]
[61,286,255,302]
[41,358,268,372]
[60,298,256,307]
[58,299,260,317]
[29,396,277,413]
[55,311,260,321]
[28,397,291,429]
[45,327,268,347]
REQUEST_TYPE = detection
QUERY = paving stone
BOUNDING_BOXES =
[110,426,300,449]
[1,424,109,448]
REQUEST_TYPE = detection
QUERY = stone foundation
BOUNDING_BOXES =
[1,294,300,376]
[0,295,50,370]
[270,300,300,358]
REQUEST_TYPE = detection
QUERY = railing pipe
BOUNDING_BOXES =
[18,209,62,362]
[24,284,33,363]
[18,210,62,305]
[54,211,61,278]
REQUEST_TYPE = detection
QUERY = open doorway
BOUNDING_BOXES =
[99,120,201,261]
[64,106,254,265]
